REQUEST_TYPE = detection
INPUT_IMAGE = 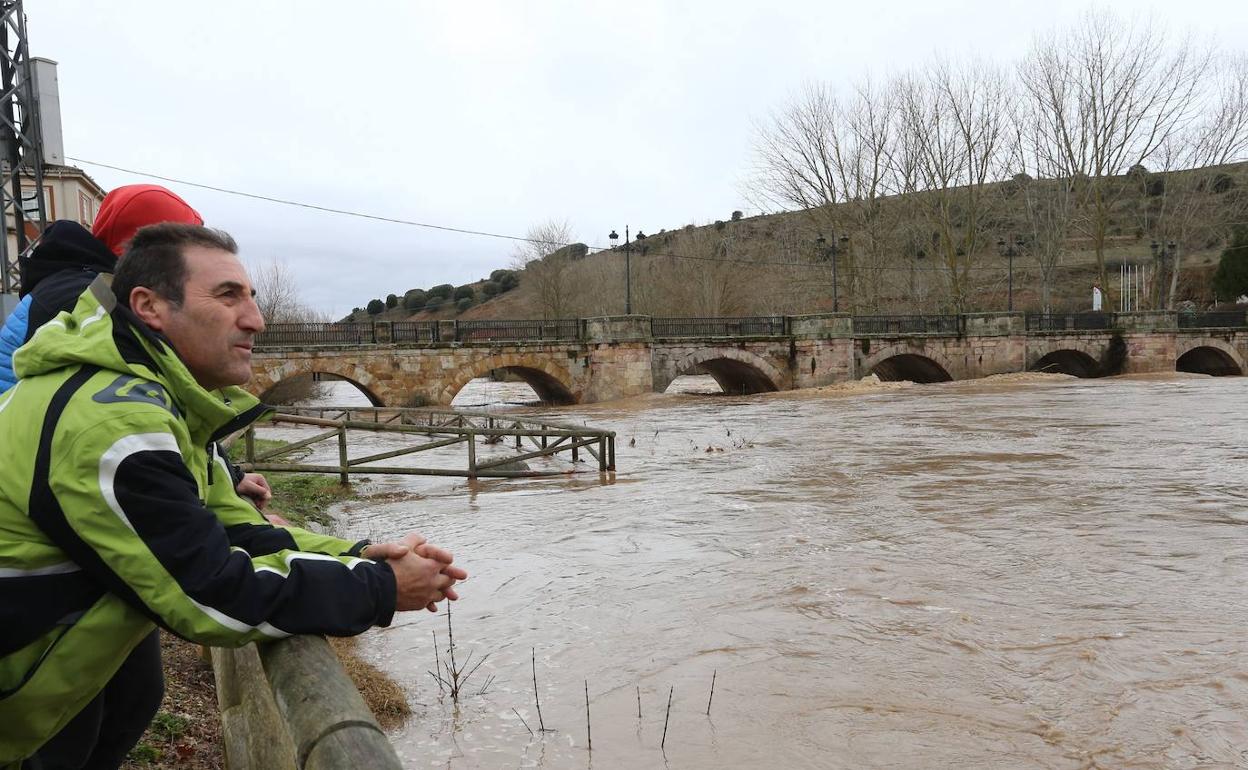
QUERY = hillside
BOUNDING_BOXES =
[342,162,1248,322]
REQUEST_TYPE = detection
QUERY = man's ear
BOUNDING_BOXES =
[129,286,167,331]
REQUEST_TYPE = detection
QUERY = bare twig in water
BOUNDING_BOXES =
[446,603,457,680]
[512,707,534,736]
[706,670,717,715]
[661,686,674,749]
[531,647,552,732]
[475,673,496,697]
[429,603,490,702]
[585,680,592,751]
[432,630,444,693]
[637,686,642,720]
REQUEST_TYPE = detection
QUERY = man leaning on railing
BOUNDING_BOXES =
[0,224,467,769]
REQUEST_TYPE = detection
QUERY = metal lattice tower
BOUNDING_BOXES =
[0,0,46,295]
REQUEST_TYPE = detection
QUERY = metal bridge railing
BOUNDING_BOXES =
[455,319,583,342]
[254,312,1248,350]
[391,321,440,343]
[852,315,962,335]
[256,322,375,347]
[650,316,787,337]
[1025,313,1113,332]
[1177,310,1248,329]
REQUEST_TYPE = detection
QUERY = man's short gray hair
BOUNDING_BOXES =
[113,223,238,308]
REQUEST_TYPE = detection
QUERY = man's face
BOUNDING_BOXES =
[142,245,265,390]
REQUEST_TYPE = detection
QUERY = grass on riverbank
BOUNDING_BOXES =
[228,437,353,529]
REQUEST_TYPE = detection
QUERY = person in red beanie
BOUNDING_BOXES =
[92,184,205,256]
[0,190,284,769]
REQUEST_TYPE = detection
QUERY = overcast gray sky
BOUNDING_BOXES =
[33,0,1248,317]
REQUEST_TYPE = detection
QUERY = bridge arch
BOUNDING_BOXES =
[661,347,786,395]
[439,354,578,406]
[1175,339,1244,376]
[253,362,384,406]
[1029,349,1101,378]
[1025,339,1108,378]
[860,345,956,383]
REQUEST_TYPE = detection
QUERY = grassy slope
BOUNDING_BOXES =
[342,162,1248,320]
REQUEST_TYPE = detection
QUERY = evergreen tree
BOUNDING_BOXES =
[402,289,427,310]
[366,298,385,315]
[1212,227,1248,302]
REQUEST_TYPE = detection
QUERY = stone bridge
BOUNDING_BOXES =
[247,312,1248,407]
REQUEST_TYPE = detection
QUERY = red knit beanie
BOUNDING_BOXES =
[92,184,204,257]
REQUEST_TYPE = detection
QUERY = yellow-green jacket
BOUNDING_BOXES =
[0,279,395,762]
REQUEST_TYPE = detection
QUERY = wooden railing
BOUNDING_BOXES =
[241,407,616,480]
[213,636,401,769]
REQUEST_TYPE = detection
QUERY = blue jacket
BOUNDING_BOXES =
[0,221,116,393]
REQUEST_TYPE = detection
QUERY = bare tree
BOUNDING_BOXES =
[1009,97,1079,313]
[249,258,330,404]
[748,83,855,309]
[1018,9,1210,287]
[892,59,1014,312]
[251,258,328,323]
[1138,54,1248,307]
[747,80,903,312]
[511,219,578,319]
[665,227,751,316]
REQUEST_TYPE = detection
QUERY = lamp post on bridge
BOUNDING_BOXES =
[816,233,849,313]
[609,227,646,315]
[996,235,1024,312]
[1150,239,1177,309]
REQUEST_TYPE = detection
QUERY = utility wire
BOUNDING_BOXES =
[67,156,1241,275]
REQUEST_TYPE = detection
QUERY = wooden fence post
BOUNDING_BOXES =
[337,427,349,485]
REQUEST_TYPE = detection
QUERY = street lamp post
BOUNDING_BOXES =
[996,235,1024,312]
[609,227,631,314]
[816,233,849,312]
[1150,240,1177,309]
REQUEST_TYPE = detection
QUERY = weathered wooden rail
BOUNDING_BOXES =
[239,407,616,481]
[213,636,401,770]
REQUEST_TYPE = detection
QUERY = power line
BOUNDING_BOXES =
[68,156,543,247]
[68,156,1246,276]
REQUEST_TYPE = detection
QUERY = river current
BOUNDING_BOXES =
[265,373,1248,769]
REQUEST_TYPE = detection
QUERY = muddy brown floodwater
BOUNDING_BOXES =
[267,373,1248,769]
